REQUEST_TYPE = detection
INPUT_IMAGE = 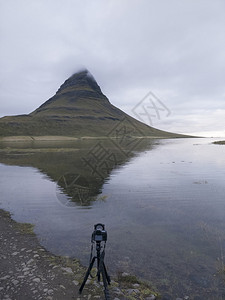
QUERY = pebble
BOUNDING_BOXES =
[60,284,66,289]
[127,288,140,295]
[12,279,19,285]
[24,271,29,276]
[93,281,100,288]
[27,258,34,265]
[0,275,10,280]
[33,277,41,283]
[72,280,79,286]
[145,296,156,300]
[61,267,73,274]
[22,267,30,272]
[112,287,122,295]
[47,289,54,295]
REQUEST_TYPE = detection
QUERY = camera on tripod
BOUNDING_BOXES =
[79,223,110,300]
[92,223,107,242]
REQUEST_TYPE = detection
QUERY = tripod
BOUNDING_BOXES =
[79,240,111,300]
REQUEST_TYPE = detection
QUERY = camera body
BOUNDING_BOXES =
[92,223,107,242]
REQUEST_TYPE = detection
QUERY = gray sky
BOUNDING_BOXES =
[1,0,225,137]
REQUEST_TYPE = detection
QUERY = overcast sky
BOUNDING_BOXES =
[1,0,225,137]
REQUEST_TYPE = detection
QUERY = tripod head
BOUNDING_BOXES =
[92,223,107,243]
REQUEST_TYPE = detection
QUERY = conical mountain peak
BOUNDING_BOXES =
[0,69,187,139]
[56,69,102,95]
[31,69,108,116]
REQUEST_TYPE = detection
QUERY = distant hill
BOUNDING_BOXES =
[213,140,225,145]
[0,69,187,138]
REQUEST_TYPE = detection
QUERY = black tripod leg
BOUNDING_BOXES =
[103,262,111,285]
[97,256,101,282]
[99,250,110,284]
[79,256,96,294]
[98,253,111,300]
[100,263,111,300]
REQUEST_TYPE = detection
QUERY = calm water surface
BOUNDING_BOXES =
[0,138,225,299]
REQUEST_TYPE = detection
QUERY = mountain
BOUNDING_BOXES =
[0,69,186,138]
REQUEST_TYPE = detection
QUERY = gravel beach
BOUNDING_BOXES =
[0,209,158,300]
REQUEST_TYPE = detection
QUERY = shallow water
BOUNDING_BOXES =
[0,138,225,299]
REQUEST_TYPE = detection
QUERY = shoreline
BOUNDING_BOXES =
[0,136,79,142]
[0,135,194,142]
[0,209,158,300]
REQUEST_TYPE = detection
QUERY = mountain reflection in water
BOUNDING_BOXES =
[0,138,155,207]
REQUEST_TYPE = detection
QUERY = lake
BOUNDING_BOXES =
[0,137,225,299]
